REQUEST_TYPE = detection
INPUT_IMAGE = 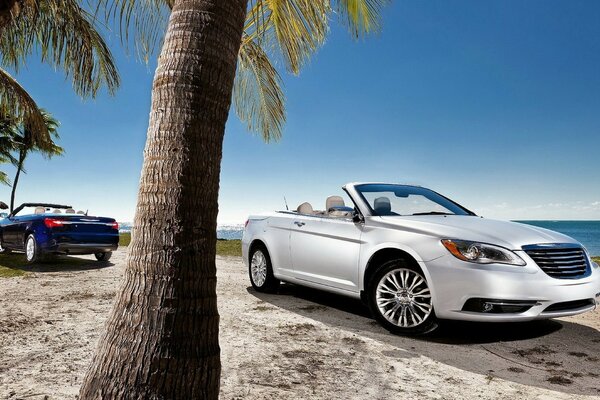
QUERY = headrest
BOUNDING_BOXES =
[297,202,314,215]
[326,196,345,212]
[66,208,75,214]
[34,207,46,214]
[374,197,392,215]
[52,209,62,214]
[77,211,85,215]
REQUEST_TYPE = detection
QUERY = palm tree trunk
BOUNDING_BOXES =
[79,1,248,398]
[10,149,25,213]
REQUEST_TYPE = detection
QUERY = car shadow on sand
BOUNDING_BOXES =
[248,283,600,396]
[0,253,114,273]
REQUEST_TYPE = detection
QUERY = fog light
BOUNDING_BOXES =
[482,302,494,312]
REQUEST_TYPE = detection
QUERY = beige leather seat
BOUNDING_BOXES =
[66,208,75,214]
[297,202,314,215]
[52,209,62,214]
[325,195,352,217]
[34,207,46,214]
[77,211,85,215]
[325,196,345,211]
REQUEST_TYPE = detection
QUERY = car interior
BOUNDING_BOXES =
[295,196,354,218]
[31,207,85,215]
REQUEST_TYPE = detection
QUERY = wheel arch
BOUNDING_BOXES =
[248,238,270,264]
[360,244,436,303]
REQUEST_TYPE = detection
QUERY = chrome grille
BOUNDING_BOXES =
[523,244,590,279]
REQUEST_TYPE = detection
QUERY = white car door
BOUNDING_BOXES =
[290,215,362,292]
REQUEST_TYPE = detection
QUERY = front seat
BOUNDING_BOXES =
[34,207,46,214]
[325,195,345,212]
[297,202,314,215]
[373,197,392,215]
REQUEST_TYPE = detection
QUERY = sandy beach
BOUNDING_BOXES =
[1,248,599,399]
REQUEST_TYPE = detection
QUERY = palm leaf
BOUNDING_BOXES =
[0,0,120,97]
[0,66,48,144]
[334,0,388,37]
[247,0,330,75]
[234,34,285,142]
[93,0,171,62]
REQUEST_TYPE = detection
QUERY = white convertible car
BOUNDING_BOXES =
[242,183,600,335]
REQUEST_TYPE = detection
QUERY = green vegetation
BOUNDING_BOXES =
[119,233,242,257]
[0,253,93,278]
[0,254,28,277]
[119,232,131,247]
[593,257,599,264]
[216,239,242,257]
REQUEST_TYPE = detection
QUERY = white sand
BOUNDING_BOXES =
[1,248,599,399]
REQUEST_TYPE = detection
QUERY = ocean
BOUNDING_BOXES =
[517,221,600,256]
[120,221,600,256]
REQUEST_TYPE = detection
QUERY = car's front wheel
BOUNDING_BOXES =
[368,259,438,335]
[25,234,42,264]
[95,252,112,261]
[248,245,279,293]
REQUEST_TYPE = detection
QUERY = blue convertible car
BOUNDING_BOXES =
[0,203,119,263]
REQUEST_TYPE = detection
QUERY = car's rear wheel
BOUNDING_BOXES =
[95,252,112,261]
[368,259,438,335]
[249,245,279,293]
[25,234,42,264]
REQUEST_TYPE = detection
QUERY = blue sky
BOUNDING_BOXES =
[2,0,599,223]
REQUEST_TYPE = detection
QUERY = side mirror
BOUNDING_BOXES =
[0,201,8,210]
[352,209,364,223]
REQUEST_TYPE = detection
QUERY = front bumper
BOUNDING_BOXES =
[424,253,600,322]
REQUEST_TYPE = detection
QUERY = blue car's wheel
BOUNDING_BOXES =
[25,234,42,264]
[95,252,112,261]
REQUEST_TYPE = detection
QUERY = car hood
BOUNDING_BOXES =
[375,215,579,250]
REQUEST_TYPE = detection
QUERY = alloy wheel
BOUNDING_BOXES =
[250,250,267,287]
[375,268,432,328]
[26,237,35,261]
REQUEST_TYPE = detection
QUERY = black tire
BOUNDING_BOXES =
[367,258,438,335]
[25,234,43,264]
[248,244,279,293]
[95,252,112,261]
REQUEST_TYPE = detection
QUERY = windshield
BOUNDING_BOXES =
[355,184,473,217]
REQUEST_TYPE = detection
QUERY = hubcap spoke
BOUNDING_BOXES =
[375,267,432,328]
[250,250,268,287]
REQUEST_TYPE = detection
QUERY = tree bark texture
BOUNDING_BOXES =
[79,0,248,398]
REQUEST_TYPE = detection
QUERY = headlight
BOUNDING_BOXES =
[441,239,526,266]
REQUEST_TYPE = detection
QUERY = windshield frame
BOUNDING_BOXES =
[353,184,476,217]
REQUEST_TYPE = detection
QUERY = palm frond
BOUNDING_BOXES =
[234,34,285,142]
[334,0,388,37]
[0,169,10,185]
[29,109,62,156]
[0,0,120,97]
[0,66,49,144]
[247,0,330,75]
[93,0,171,62]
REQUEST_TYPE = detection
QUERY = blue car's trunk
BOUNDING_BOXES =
[45,215,119,249]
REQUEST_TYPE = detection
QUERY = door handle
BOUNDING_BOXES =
[294,221,305,227]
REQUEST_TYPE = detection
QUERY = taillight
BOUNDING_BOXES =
[110,221,119,230]
[44,218,64,228]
